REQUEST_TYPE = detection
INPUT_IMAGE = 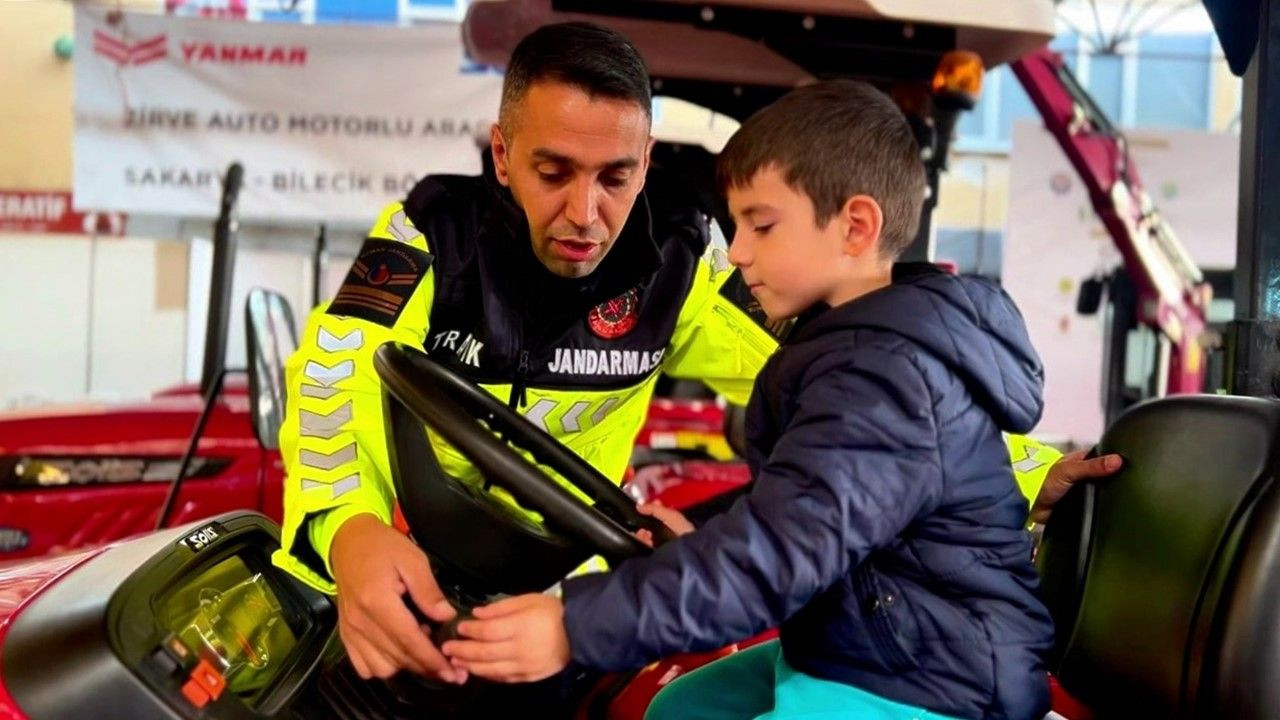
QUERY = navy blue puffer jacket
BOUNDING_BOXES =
[562,264,1054,720]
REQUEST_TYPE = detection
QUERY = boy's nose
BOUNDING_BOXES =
[727,234,750,267]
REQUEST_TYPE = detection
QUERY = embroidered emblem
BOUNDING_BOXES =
[588,287,640,340]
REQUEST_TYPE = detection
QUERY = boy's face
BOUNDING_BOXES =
[726,166,852,320]
[491,81,653,279]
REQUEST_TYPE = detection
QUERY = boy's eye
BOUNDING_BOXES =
[753,224,775,235]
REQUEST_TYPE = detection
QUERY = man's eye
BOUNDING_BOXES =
[601,175,629,188]
[538,171,567,183]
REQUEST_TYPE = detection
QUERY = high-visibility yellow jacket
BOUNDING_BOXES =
[272,171,1059,594]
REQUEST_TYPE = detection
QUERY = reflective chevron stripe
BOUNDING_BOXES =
[300,443,357,471]
[523,399,556,432]
[318,327,364,353]
[301,472,361,499]
[386,208,424,244]
[300,385,341,400]
[300,401,353,439]
[519,397,623,433]
[561,401,590,432]
[591,398,619,425]
[303,359,354,387]
[1012,445,1050,474]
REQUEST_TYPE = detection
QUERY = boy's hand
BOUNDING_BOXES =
[442,594,570,683]
[635,501,695,547]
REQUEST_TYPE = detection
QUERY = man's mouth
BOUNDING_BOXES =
[551,238,601,262]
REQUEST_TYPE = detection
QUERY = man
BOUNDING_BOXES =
[272,21,1118,687]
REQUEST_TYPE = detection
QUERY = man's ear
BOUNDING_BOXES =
[490,123,511,187]
[636,137,656,193]
[841,195,884,258]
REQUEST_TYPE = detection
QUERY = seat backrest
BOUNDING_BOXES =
[1038,394,1280,718]
[244,288,298,450]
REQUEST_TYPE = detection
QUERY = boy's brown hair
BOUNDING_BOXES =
[717,79,926,258]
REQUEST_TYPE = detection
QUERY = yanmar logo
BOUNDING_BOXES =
[179,41,308,66]
[93,29,167,67]
[92,27,307,68]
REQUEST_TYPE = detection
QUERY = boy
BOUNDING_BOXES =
[442,80,1054,720]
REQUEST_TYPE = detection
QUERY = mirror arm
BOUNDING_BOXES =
[155,366,239,530]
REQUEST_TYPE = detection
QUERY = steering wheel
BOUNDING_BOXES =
[373,342,675,607]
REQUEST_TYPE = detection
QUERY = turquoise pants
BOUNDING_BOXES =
[644,640,962,720]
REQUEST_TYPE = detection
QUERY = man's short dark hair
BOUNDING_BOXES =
[717,79,926,258]
[500,22,651,135]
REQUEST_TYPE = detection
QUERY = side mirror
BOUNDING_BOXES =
[1077,276,1106,315]
[245,289,298,450]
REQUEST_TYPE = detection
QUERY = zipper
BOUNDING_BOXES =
[509,294,574,411]
[509,349,530,409]
[712,304,779,369]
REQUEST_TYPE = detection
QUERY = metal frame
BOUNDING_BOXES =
[198,163,243,399]
[1227,0,1280,398]
[1011,49,1210,398]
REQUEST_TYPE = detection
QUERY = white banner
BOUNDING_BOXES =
[74,7,502,221]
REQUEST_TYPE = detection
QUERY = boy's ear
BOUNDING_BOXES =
[841,195,884,258]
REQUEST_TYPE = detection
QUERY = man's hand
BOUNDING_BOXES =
[441,594,570,683]
[330,513,464,683]
[1031,450,1123,524]
[634,501,695,547]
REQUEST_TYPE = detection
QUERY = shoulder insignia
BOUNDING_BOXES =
[327,238,433,327]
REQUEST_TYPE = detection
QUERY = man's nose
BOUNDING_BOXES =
[564,177,600,228]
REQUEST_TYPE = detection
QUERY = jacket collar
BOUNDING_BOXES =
[785,262,947,345]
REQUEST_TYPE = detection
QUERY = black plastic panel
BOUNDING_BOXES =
[1038,394,1280,718]
[3,513,335,720]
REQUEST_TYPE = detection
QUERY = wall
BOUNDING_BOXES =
[1004,123,1239,445]
[1,1,74,190]
[0,1,162,188]
[0,232,187,407]
[182,224,362,383]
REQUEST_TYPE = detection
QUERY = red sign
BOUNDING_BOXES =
[179,42,308,66]
[92,25,307,69]
[0,191,126,235]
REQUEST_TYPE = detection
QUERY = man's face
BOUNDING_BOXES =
[491,81,653,278]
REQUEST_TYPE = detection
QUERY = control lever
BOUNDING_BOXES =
[596,501,678,546]
[381,598,484,706]
[403,594,473,648]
